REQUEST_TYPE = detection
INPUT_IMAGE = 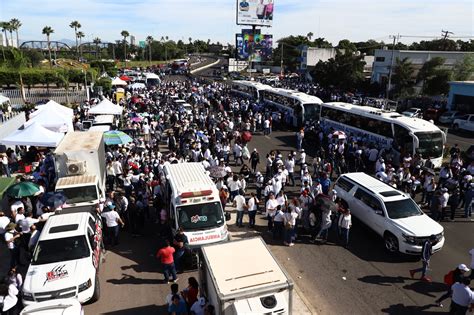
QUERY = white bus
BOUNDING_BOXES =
[230,80,271,102]
[261,87,323,127]
[319,102,446,168]
[162,163,229,248]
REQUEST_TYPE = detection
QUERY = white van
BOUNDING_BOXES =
[334,172,444,254]
[162,163,229,247]
[23,211,103,305]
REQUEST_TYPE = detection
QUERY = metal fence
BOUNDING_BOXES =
[0,88,87,105]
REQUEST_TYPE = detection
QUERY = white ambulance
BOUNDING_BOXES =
[162,163,230,247]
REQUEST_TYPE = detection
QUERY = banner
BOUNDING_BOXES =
[236,31,273,62]
[236,0,274,27]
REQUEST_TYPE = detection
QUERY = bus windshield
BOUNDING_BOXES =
[303,103,320,121]
[177,202,224,230]
[415,131,444,158]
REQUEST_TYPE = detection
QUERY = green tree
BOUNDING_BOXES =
[55,69,71,104]
[120,30,129,66]
[391,57,415,97]
[93,37,101,59]
[306,32,313,41]
[69,21,81,58]
[337,39,357,52]
[1,22,10,47]
[9,18,22,48]
[452,54,474,81]
[7,49,28,102]
[417,57,450,95]
[76,31,85,59]
[42,26,54,68]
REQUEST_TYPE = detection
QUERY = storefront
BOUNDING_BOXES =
[448,81,474,113]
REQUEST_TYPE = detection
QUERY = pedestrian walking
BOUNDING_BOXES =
[247,192,258,228]
[435,264,470,307]
[173,227,189,273]
[233,192,247,228]
[409,234,438,282]
[449,278,473,315]
[338,208,352,248]
[156,239,178,284]
[101,203,125,247]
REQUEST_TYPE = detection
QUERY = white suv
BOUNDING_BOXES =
[334,173,444,254]
[23,210,103,305]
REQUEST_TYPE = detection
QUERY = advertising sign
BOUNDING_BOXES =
[236,32,273,62]
[237,0,274,27]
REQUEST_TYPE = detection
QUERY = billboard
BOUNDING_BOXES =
[236,31,273,62]
[236,0,274,27]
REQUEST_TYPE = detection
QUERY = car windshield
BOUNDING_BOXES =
[405,108,418,113]
[415,131,444,158]
[58,186,98,204]
[385,198,423,219]
[177,201,224,230]
[32,236,90,265]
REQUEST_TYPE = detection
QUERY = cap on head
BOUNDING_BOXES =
[458,264,470,272]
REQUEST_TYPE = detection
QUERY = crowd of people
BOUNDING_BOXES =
[0,70,473,314]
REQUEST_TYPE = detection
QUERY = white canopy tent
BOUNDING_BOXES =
[30,100,74,118]
[130,82,146,90]
[88,99,124,115]
[24,106,74,132]
[111,77,127,86]
[0,94,10,104]
[1,122,65,147]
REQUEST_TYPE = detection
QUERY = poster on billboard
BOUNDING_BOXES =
[236,0,274,27]
[236,31,273,62]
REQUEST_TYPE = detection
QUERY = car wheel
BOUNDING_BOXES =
[90,276,100,303]
[384,233,399,253]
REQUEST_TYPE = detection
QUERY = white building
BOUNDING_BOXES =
[371,49,474,85]
[130,35,136,46]
[299,46,338,71]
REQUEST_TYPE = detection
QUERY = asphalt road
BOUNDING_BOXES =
[81,127,473,315]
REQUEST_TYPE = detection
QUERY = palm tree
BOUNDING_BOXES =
[9,19,21,48]
[1,22,10,47]
[307,32,314,41]
[76,31,85,59]
[42,26,54,68]
[120,30,129,66]
[146,36,153,64]
[7,24,14,48]
[8,49,28,102]
[69,21,81,58]
[392,57,415,97]
[93,37,101,59]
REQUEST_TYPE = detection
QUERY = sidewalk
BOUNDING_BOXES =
[225,204,318,315]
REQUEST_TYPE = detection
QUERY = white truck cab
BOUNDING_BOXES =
[334,172,444,254]
[23,211,103,305]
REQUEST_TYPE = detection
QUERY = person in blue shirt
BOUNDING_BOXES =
[320,172,331,195]
[168,294,188,315]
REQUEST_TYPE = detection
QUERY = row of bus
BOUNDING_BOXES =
[230,80,446,168]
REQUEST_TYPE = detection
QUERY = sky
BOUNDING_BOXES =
[0,0,473,46]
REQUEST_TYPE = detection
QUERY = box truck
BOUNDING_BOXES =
[53,131,106,209]
[199,237,294,314]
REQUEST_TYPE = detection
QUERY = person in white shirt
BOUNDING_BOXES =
[284,202,300,246]
[450,278,474,313]
[19,211,40,233]
[0,211,10,235]
[265,193,278,232]
[285,155,296,186]
[0,282,19,314]
[338,209,352,248]
[273,205,285,241]
[233,193,247,228]
[247,192,258,228]
[113,159,123,187]
[227,174,242,202]
[4,223,21,268]
[101,205,125,247]
[190,297,206,315]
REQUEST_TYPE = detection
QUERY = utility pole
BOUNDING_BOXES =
[386,34,399,99]
[280,42,284,76]
[441,30,454,50]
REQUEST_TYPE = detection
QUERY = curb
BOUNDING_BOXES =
[190,58,221,74]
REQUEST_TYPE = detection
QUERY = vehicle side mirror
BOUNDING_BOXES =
[375,210,384,216]
[225,213,231,221]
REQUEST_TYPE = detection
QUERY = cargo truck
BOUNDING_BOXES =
[199,237,294,314]
[53,131,106,209]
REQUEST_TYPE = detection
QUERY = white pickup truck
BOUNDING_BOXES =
[452,114,474,132]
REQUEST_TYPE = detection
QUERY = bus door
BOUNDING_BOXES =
[294,105,303,127]
[393,124,414,158]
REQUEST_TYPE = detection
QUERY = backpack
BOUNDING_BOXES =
[443,270,455,286]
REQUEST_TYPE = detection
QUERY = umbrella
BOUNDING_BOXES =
[332,130,346,140]
[208,166,227,179]
[103,130,133,145]
[130,116,143,122]
[41,192,67,208]
[241,131,252,142]
[119,75,131,81]
[5,181,41,198]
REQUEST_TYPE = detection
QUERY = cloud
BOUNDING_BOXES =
[0,0,472,46]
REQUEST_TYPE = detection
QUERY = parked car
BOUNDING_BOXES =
[438,111,463,124]
[333,173,444,254]
[402,107,423,118]
[23,211,103,305]
[452,114,474,132]
[424,108,445,122]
